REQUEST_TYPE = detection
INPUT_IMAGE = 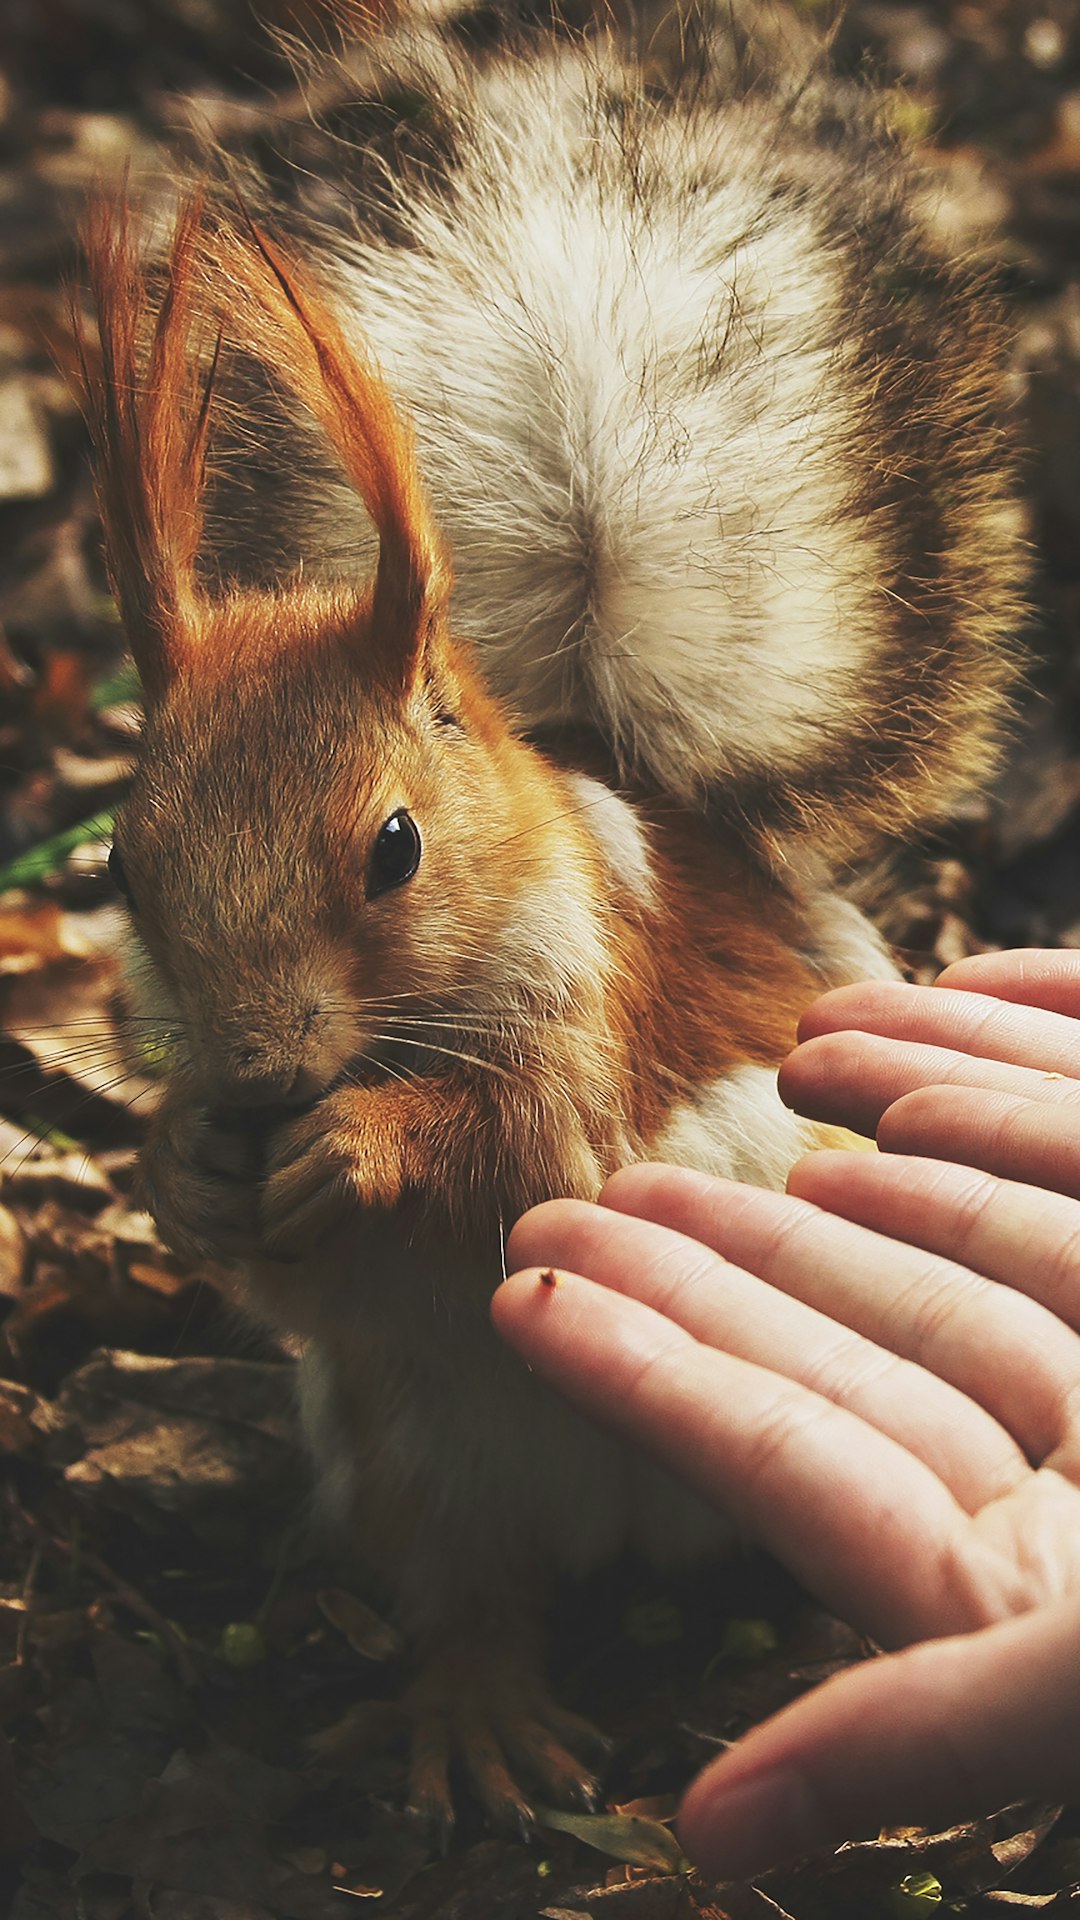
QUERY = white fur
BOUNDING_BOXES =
[655,1061,823,1190]
[563,772,658,911]
[784,855,901,987]
[317,49,888,808]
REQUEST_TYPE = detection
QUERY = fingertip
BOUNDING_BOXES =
[784,1148,859,1202]
[794,981,908,1045]
[599,1160,715,1217]
[934,952,1004,990]
[504,1194,595,1273]
[936,948,1080,1009]
[778,1032,843,1112]
[599,1161,674,1212]
[490,1264,576,1336]
[793,986,849,1044]
[677,1762,820,1883]
[875,1083,960,1154]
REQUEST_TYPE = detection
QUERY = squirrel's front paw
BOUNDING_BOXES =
[261,1089,405,1258]
[140,1102,262,1264]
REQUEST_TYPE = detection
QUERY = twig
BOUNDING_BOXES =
[12,1498,201,1689]
[14,1543,41,1670]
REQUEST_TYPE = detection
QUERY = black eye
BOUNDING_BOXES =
[368,809,421,897]
[108,841,134,906]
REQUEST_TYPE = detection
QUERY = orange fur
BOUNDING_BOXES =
[208,216,449,675]
[81,197,449,699]
[78,196,217,698]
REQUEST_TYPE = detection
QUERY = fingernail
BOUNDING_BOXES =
[679,1767,818,1882]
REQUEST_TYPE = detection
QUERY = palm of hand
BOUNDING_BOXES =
[494,949,1080,1876]
[504,1145,1080,1652]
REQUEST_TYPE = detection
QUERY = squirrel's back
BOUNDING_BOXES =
[209,3,1025,861]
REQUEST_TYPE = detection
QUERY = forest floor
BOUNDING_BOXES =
[3,2,1080,1916]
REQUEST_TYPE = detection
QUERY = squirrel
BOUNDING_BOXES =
[78,0,1025,1838]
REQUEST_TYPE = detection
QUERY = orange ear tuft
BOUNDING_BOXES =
[207,214,449,687]
[78,194,218,702]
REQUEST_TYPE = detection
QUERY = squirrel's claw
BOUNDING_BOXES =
[402,1643,606,1837]
[309,1635,607,1839]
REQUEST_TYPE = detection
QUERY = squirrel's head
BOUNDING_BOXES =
[81,198,598,1108]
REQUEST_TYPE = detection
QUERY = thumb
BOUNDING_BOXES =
[679,1595,1080,1882]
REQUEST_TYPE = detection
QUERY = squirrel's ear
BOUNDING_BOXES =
[78,195,216,705]
[208,217,450,694]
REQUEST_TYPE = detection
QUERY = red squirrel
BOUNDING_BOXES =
[78,3,1024,1837]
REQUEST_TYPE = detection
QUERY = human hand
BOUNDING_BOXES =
[492,949,1080,1880]
[780,945,1080,1193]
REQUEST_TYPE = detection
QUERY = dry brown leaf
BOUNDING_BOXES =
[0,1203,26,1293]
[0,901,67,974]
[3,1152,114,1213]
[316,1587,403,1662]
[0,1378,49,1455]
[2,939,158,1124]
[55,1349,303,1549]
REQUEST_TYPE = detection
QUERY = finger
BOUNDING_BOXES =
[677,1594,1080,1881]
[788,1147,1080,1330]
[939,948,1080,1017]
[778,1028,1080,1137]
[492,1264,978,1647]
[795,978,1080,1073]
[878,1084,1080,1205]
[590,1165,1078,1465]
[508,1191,1027,1499]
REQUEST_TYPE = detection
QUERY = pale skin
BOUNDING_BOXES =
[492,949,1080,1882]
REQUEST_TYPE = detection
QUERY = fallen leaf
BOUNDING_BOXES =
[3,1151,114,1212]
[0,375,54,502]
[0,1203,26,1292]
[317,1588,403,1662]
[0,1378,50,1455]
[0,901,68,972]
[0,812,114,895]
[533,1808,690,1875]
[55,1349,304,1550]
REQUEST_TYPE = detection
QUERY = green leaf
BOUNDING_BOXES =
[702,1615,781,1681]
[218,1621,268,1669]
[91,656,141,710]
[317,1588,403,1662]
[532,1806,690,1875]
[887,1871,943,1917]
[20,1114,82,1153]
[0,810,115,893]
[719,1617,779,1661]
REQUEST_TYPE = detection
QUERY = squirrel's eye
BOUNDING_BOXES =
[108,842,134,906]
[368,809,421,897]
